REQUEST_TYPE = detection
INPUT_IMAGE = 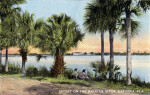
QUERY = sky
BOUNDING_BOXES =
[6,0,150,54]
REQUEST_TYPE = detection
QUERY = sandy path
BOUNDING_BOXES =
[0,76,142,95]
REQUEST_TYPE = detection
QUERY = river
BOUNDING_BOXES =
[2,55,150,82]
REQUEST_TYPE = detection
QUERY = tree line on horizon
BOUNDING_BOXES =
[0,0,150,86]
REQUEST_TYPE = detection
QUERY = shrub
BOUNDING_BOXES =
[26,65,38,77]
[106,61,122,81]
[38,66,49,77]
[0,64,5,73]
[0,63,21,74]
[64,69,73,79]
[120,76,126,84]
[8,63,21,74]
[90,61,122,81]
[131,77,150,88]
[87,71,93,80]
[132,77,143,87]
[90,61,108,81]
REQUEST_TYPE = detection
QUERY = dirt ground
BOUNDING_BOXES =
[0,76,143,95]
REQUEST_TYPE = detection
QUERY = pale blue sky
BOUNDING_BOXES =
[19,0,149,33]
[19,0,91,30]
[19,0,150,52]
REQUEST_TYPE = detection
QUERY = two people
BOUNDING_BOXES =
[72,68,90,80]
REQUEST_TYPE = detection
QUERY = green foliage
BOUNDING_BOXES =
[0,63,21,74]
[34,14,84,55]
[87,71,93,80]
[16,11,36,75]
[31,76,149,94]
[16,11,34,52]
[0,64,5,73]
[0,63,150,94]
[0,0,26,18]
[119,18,141,39]
[34,14,84,77]
[91,61,122,81]
[132,77,150,88]
[84,0,122,33]
[106,61,122,81]
[64,69,73,79]
[8,63,21,74]
[26,65,38,77]
[0,8,20,49]
[38,66,49,77]
[90,61,108,80]
[84,2,104,33]
[0,0,26,50]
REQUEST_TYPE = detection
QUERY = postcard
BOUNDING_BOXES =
[0,0,149,95]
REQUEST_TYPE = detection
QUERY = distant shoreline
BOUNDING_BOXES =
[2,53,150,56]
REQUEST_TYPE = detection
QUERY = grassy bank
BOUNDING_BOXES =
[0,63,149,94]
[0,74,149,94]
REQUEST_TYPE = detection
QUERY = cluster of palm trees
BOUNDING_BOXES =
[0,0,149,85]
[0,0,26,73]
[0,0,84,77]
[84,0,150,85]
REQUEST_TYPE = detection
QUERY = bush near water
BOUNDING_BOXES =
[0,62,150,89]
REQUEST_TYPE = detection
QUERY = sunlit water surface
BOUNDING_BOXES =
[2,55,150,82]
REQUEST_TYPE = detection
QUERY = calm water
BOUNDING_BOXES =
[2,55,150,82]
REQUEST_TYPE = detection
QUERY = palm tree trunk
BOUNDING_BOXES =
[5,47,8,72]
[101,30,105,70]
[126,9,132,85]
[21,51,27,77]
[0,18,4,71]
[50,51,65,77]
[109,29,114,64]
[0,50,2,71]
[109,29,114,80]
[21,56,26,77]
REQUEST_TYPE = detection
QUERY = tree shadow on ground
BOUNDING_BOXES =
[25,83,89,95]
[51,81,92,87]
[25,82,112,95]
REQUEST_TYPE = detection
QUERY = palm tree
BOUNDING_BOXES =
[119,18,141,39]
[84,1,108,69]
[1,8,21,72]
[106,12,122,80]
[0,23,2,71]
[104,1,120,64]
[34,14,84,77]
[0,0,26,72]
[85,0,122,79]
[118,0,150,85]
[16,11,34,76]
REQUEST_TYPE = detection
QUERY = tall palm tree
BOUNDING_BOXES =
[0,0,26,72]
[106,3,122,79]
[1,8,21,72]
[16,11,34,76]
[0,23,2,71]
[34,14,84,77]
[118,0,150,85]
[85,0,122,79]
[84,1,108,69]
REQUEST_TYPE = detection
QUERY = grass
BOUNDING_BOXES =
[0,63,149,94]
[0,74,149,94]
